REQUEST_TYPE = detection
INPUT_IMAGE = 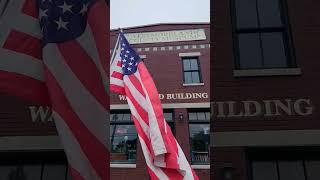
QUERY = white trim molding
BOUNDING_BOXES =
[110,163,137,168]
[183,83,205,86]
[111,102,210,110]
[233,68,302,77]
[179,52,201,57]
[191,165,210,169]
[212,129,320,147]
[139,55,146,59]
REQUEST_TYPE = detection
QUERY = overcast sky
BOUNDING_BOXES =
[110,0,210,29]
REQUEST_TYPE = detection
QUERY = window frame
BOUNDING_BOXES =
[188,109,210,165]
[110,110,138,164]
[181,57,203,84]
[230,0,296,70]
[248,147,320,180]
[0,151,70,180]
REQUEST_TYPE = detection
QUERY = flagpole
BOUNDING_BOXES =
[110,29,121,65]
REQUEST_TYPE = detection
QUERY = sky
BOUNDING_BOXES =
[110,0,210,29]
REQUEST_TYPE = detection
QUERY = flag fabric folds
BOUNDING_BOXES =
[0,0,109,179]
[110,32,199,180]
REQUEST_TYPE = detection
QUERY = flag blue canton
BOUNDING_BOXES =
[120,33,141,75]
[38,0,94,44]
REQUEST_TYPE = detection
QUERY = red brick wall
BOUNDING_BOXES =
[212,0,320,132]
[110,24,210,179]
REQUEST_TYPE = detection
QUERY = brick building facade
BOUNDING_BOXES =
[0,23,210,179]
[212,0,320,180]
[110,23,210,180]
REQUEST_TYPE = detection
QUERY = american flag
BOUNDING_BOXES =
[0,0,109,179]
[110,32,199,180]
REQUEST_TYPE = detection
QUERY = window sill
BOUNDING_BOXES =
[110,163,136,168]
[191,164,210,169]
[183,83,204,86]
[233,68,302,77]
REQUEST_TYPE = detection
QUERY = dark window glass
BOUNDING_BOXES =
[184,72,192,84]
[232,0,294,69]
[306,161,320,180]
[258,0,282,27]
[188,109,210,164]
[163,110,175,135]
[261,32,287,68]
[278,161,305,180]
[110,124,137,163]
[252,161,278,180]
[182,58,201,84]
[190,59,199,70]
[189,124,210,164]
[42,165,67,180]
[0,166,42,180]
[238,33,262,69]
[110,111,137,163]
[235,0,258,28]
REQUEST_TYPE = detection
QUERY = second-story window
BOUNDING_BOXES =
[182,57,202,84]
[231,0,295,69]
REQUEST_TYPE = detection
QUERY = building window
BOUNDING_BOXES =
[249,148,320,180]
[110,111,138,164]
[188,109,210,164]
[0,152,71,180]
[163,110,175,135]
[231,0,295,69]
[252,160,320,180]
[182,57,202,84]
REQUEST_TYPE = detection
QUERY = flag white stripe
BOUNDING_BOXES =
[77,25,108,86]
[139,136,169,180]
[124,76,149,112]
[43,44,109,150]
[177,143,195,180]
[135,69,167,156]
[110,77,124,87]
[126,98,150,137]
[53,111,100,180]
[0,49,44,81]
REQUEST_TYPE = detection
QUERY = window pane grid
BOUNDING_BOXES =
[232,0,294,69]
[252,160,320,180]
[182,58,201,84]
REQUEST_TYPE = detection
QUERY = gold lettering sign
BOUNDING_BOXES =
[124,29,206,44]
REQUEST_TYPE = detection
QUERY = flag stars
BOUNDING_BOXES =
[126,50,130,53]
[59,1,73,14]
[124,54,128,58]
[130,57,134,61]
[39,8,48,19]
[55,17,69,30]
[129,62,133,66]
[80,3,89,15]
[127,67,132,71]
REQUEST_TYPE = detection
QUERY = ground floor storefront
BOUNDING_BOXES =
[212,130,320,180]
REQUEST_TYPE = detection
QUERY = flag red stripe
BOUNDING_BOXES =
[69,166,86,180]
[128,75,146,98]
[117,61,122,67]
[3,30,42,60]
[137,64,172,154]
[125,85,149,125]
[0,70,49,105]
[22,0,38,18]
[162,168,184,180]
[87,0,109,76]
[111,71,123,80]
[147,166,160,180]
[132,116,154,158]
[110,84,125,95]
[57,42,108,108]
[44,68,108,179]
